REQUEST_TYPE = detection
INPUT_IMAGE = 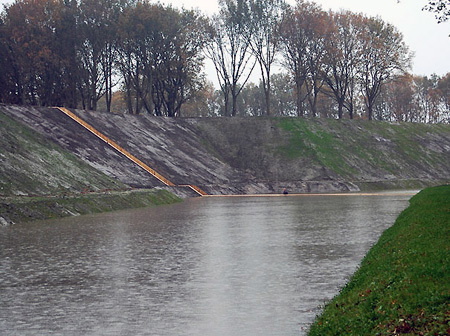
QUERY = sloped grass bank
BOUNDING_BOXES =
[308,185,450,335]
[276,118,450,187]
[0,189,181,224]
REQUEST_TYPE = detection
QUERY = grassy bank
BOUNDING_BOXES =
[308,185,450,335]
[276,118,450,188]
[0,189,181,224]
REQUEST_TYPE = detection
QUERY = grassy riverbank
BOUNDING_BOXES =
[308,185,449,335]
[0,189,181,225]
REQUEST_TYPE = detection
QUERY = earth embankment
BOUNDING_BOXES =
[307,185,450,335]
[1,104,449,197]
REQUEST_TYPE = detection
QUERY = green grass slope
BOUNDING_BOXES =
[0,189,181,224]
[197,117,450,190]
[308,185,450,335]
[0,111,182,224]
[277,118,450,189]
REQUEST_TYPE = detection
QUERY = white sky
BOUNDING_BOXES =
[1,0,449,78]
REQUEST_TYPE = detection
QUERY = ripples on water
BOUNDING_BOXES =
[0,193,413,335]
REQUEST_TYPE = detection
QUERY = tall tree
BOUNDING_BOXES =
[303,6,330,117]
[152,7,207,117]
[323,11,365,119]
[413,74,449,123]
[116,2,153,114]
[279,0,327,117]
[269,72,296,116]
[78,0,124,111]
[358,16,412,120]
[206,0,256,116]
[0,14,18,103]
[247,0,284,116]
[1,0,69,106]
[117,3,206,116]
[54,0,81,108]
[374,74,416,122]
[436,73,450,115]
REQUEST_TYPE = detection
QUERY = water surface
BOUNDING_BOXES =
[0,193,413,335]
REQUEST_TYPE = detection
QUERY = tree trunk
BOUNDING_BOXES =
[296,80,304,117]
[262,66,271,116]
[232,92,238,117]
[337,100,344,119]
[367,100,373,121]
[348,102,353,120]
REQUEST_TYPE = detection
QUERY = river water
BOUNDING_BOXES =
[0,192,414,335]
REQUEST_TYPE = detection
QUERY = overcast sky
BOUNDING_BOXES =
[161,0,449,77]
[1,0,449,78]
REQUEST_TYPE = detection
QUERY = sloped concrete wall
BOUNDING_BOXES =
[2,104,449,195]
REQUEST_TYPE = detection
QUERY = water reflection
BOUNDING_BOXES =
[0,193,413,335]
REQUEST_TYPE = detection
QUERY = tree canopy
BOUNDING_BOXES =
[0,0,447,123]
[423,0,450,23]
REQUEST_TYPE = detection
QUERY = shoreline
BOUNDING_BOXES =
[204,190,420,197]
[0,188,422,226]
[307,185,449,335]
[0,188,182,226]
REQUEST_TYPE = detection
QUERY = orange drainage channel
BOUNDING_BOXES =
[54,107,207,196]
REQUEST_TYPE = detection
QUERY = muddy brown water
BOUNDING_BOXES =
[0,192,415,335]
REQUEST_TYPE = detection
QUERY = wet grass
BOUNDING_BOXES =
[276,118,450,186]
[0,189,182,224]
[277,118,355,177]
[308,185,450,336]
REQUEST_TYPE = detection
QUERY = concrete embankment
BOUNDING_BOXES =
[2,104,449,198]
[1,109,185,224]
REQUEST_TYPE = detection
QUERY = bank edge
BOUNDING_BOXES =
[308,185,450,336]
[0,189,182,225]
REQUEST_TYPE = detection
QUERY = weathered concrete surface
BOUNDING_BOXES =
[194,117,450,192]
[1,104,163,189]
[2,104,449,195]
[0,108,127,197]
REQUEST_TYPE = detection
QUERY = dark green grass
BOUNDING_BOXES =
[277,118,355,177]
[308,185,450,336]
[0,189,182,224]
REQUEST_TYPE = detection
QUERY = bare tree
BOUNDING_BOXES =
[279,0,327,117]
[205,0,256,116]
[323,11,365,119]
[116,2,153,114]
[247,0,284,116]
[117,3,206,116]
[358,16,413,120]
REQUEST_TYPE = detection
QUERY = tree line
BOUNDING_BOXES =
[180,72,449,123]
[0,0,208,117]
[0,0,448,122]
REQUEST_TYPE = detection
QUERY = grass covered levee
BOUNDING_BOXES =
[308,185,449,336]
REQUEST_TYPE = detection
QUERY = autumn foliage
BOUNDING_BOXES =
[0,0,448,122]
